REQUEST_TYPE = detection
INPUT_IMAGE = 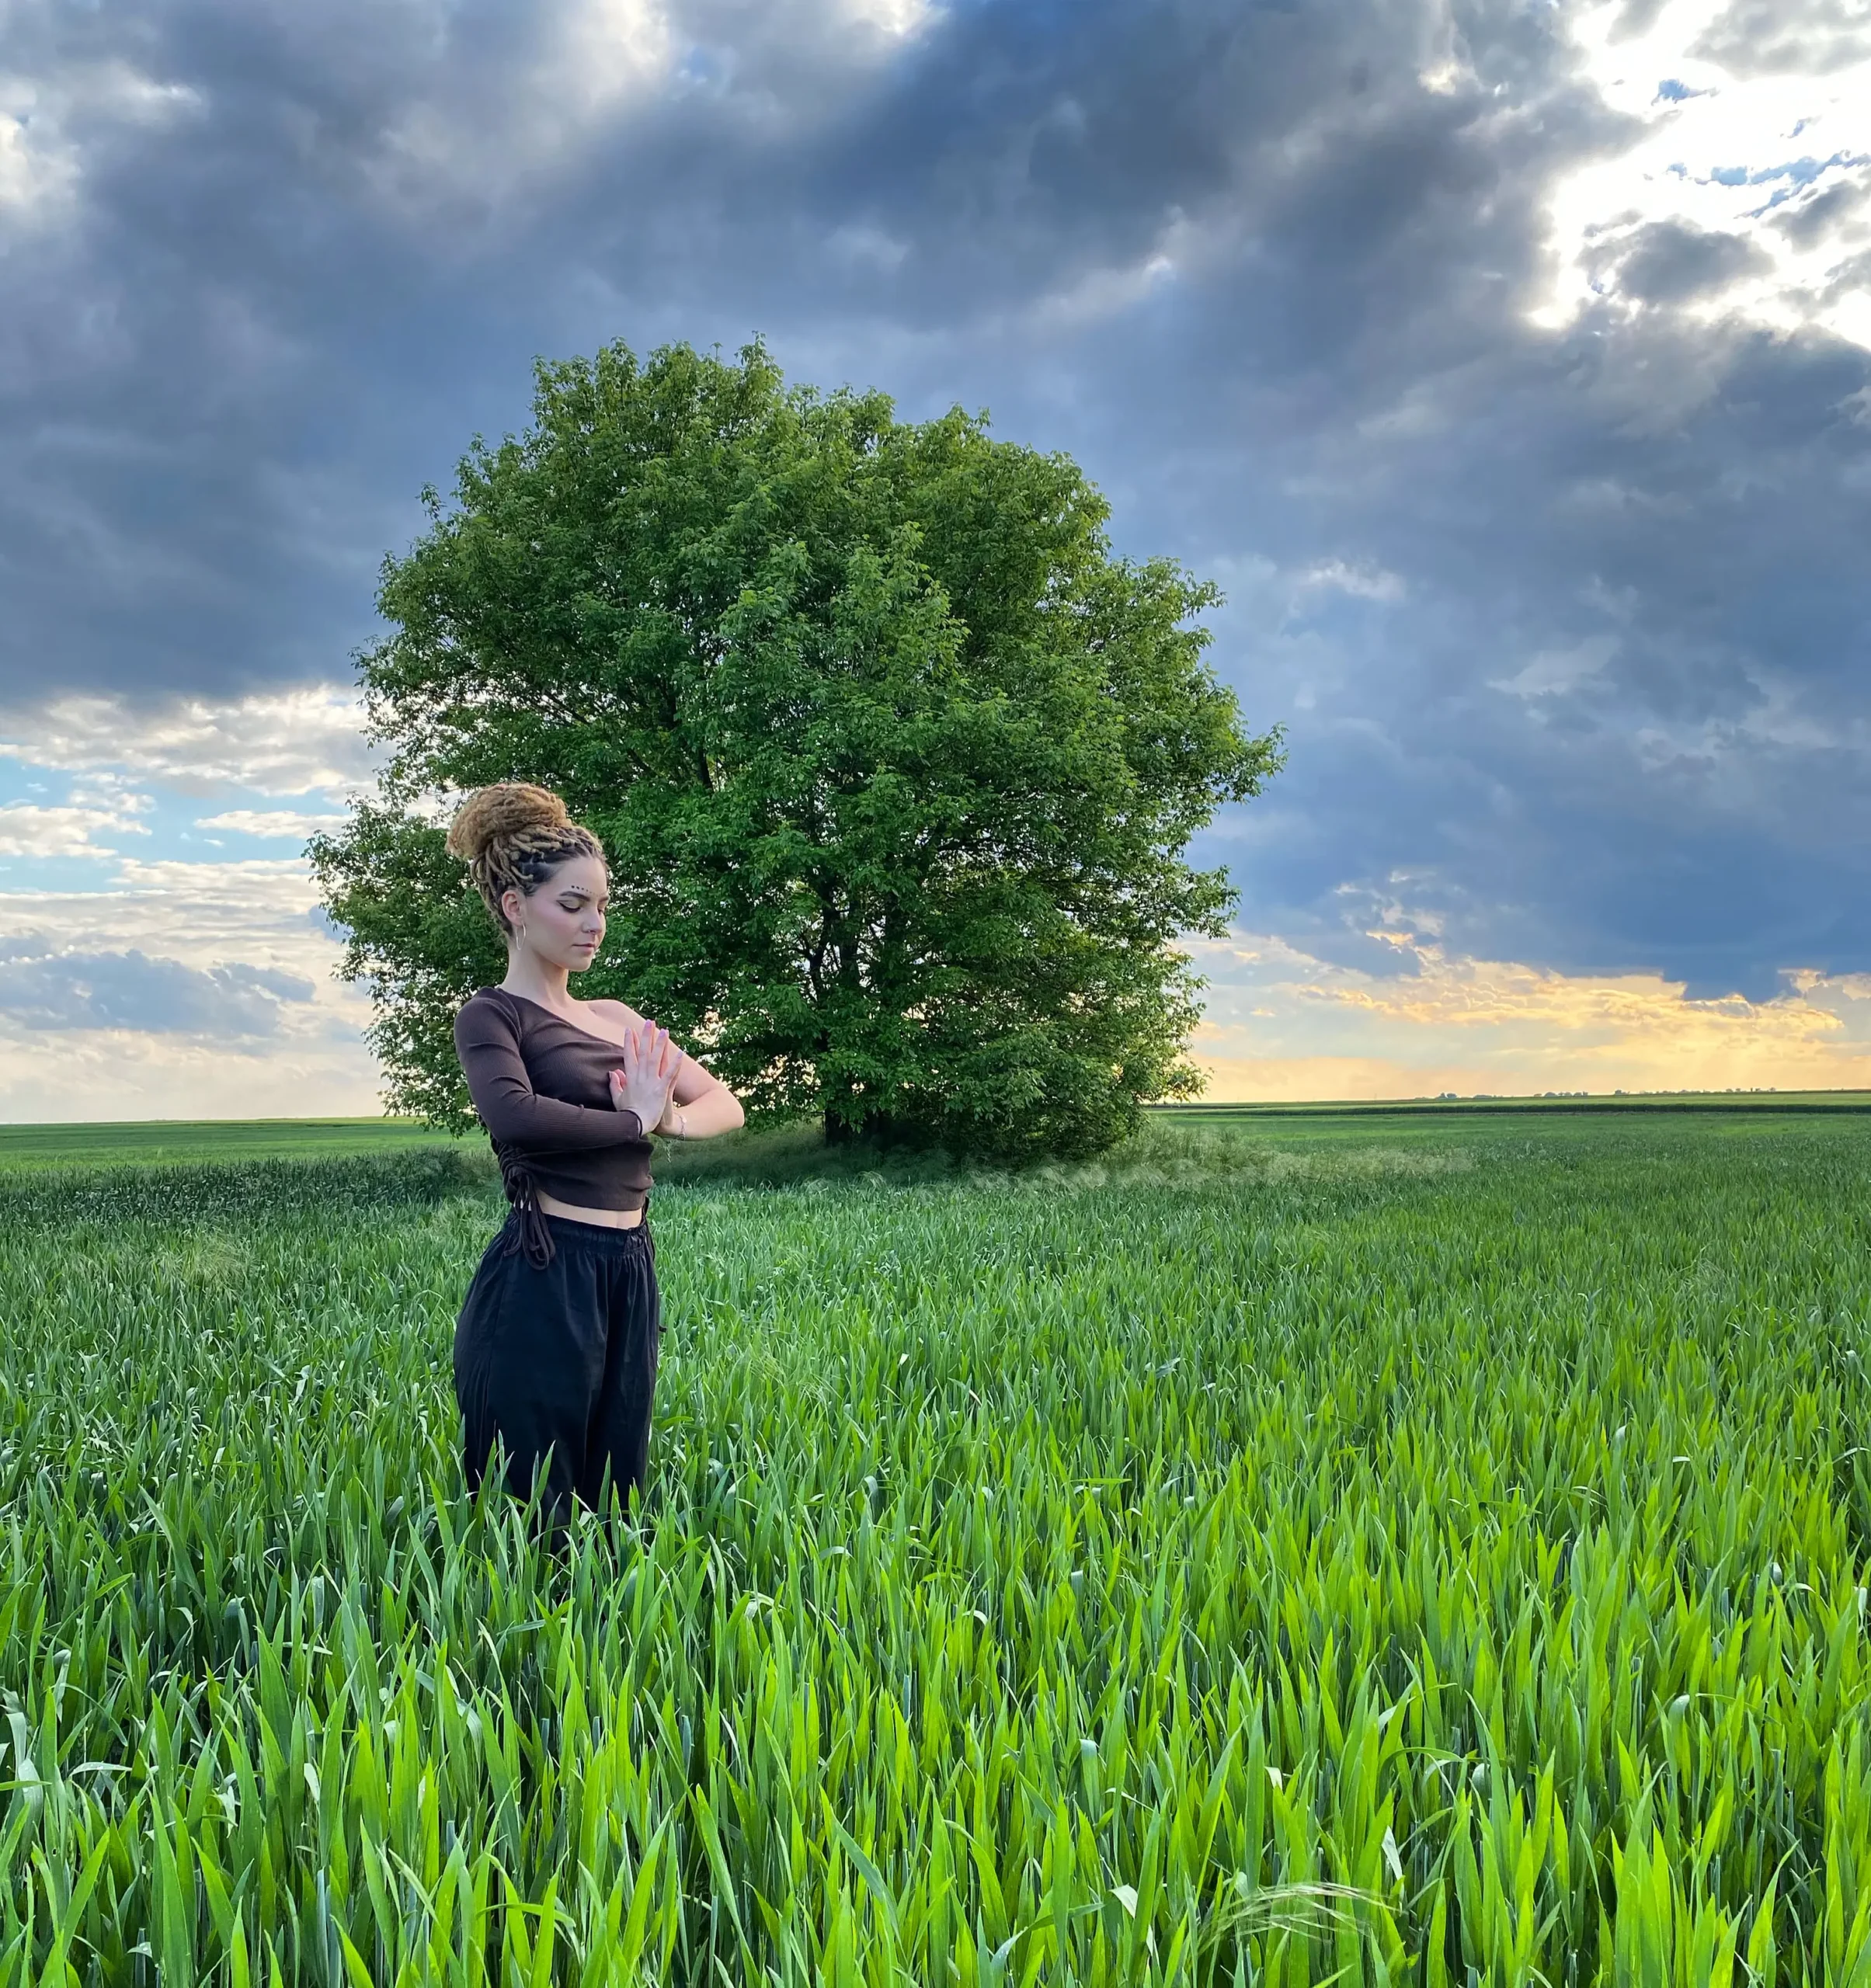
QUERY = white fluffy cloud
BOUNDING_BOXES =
[195,808,350,840]
[0,686,387,1120]
[0,855,348,973]
[0,1024,382,1122]
[0,852,380,1118]
[0,792,149,857]
[0,686,374,798]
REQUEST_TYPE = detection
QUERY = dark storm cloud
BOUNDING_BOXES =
[2,0,1869,1000]
[1775,175,1869,246]
[797,4,1871,996]
[1592,220,1771,302]
[1173,299,1871,997]
[0,0,1613,693]
[0,936,312,1034]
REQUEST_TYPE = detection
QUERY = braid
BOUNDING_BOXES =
[444,784,605,936]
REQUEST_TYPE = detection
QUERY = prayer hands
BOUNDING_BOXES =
[609,1020,681,1131]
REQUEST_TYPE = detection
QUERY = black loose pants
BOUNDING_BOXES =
[453,1210,661,1528]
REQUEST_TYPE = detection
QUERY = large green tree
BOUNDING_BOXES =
[312,340,1282,1160]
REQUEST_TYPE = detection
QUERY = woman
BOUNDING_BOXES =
[444,781,744,1530]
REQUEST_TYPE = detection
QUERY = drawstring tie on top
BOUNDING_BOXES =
[494,1142,651,1270]
[497,1147,557,1268]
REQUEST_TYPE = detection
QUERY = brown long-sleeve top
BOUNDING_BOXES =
[454,987,656,1266]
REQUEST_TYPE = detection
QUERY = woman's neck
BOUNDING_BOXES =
[499,954,574,1013]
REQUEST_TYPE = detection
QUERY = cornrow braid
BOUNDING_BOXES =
[444,783,606,937]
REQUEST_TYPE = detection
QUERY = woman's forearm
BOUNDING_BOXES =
[657,1076,744,1140]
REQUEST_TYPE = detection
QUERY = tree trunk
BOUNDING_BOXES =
[823,1106,900,1146]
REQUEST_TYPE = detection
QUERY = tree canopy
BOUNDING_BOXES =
[311,339,1282,1160]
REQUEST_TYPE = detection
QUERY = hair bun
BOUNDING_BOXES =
[445,783,572,863]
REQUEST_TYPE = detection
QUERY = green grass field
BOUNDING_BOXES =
[2,1107,1869,1984]
[0,1117,452,1171]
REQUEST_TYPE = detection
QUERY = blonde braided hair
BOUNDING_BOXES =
[444,783,606,938]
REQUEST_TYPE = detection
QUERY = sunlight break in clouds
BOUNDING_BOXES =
[368,0,673,214]
[1188,931,1871,1102]
[1536,0,1871,349]
[0,72,77,220]
[839,0,938,34]
[372,0,939,217]
[0,61,201,234]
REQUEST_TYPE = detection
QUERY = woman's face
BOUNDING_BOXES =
[503,854,608,974]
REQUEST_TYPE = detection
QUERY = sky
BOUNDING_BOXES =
[1,0,1869,1118]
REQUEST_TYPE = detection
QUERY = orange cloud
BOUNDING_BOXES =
[1188,934,1871,1102]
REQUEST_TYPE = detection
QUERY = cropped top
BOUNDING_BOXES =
[453,987,656,1266]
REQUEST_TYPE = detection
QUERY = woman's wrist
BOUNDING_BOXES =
[656,1100,686,1138]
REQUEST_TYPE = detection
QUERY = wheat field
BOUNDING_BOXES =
[2,1110,1868,1984]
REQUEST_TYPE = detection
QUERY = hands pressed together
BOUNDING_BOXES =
[607,1020,684,1135]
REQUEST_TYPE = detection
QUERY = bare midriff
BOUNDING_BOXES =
[535,1190,644,1229]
